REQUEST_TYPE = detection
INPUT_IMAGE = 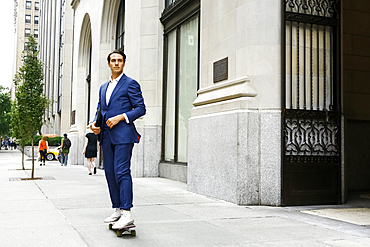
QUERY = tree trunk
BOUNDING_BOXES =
[31,137,34,178]
[22,151,25,170]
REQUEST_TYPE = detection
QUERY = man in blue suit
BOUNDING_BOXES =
[90,50,146,229]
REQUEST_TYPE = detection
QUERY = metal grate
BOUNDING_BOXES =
[283,0,340,157]
[281,0,341,205]
[9,176,55,182]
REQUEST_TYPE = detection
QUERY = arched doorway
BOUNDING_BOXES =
[77,14,92,127]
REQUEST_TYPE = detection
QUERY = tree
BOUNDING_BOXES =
[11,36,49,178]
[0,86,11,138]
[10,100,29,170]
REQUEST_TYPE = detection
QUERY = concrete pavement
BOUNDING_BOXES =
[0,149,369,247]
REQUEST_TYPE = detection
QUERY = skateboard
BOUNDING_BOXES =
[108,222,136,237]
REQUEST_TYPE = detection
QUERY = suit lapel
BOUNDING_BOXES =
[102,82,109,108]
[108,74,127,107]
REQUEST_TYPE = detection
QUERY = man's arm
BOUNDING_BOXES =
[106,80,145,129]
[125,80,146,121]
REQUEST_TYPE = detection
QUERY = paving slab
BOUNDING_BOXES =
[1,149,370,247]
[302,208,370,226]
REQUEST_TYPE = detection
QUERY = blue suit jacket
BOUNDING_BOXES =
[94,74,146,145]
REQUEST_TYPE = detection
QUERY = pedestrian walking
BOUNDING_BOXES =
[90,49,146,230]
[38,136,49,166]
[82,130,99,175]
[60,133,71,166]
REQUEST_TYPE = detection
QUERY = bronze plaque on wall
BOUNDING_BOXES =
[213,57,228,83]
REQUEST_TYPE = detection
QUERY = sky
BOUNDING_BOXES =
[0,1,15,90]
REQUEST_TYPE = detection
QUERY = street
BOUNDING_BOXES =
[0,149,369,247]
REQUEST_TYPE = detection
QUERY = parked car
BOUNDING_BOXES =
[38,146,61,161]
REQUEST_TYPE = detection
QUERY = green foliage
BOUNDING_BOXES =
[11,36,49,139]
[24,135,62,146]
[48,136,62,146]
[0,86,11,137]
[10,99,29,149]
[11,36,50,175]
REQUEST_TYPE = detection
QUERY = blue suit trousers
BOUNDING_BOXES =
[102,124,134,210]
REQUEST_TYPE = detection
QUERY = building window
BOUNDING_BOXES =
[35,2,39,11]
[26,1,31,10]
[34,16,39,25]
[25,28,31,37]
[161,1,200,163]
[24,42,29,51]
[25,15,31,24]
[165,0,176,7]
[34,29,38,38]
[163,16,199,163]
[116,0,125,50]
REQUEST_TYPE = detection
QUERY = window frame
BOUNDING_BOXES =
[25,28,31,37]
[115,0,125,50]
[34,16,39,25]
[35,2,39,11]
[26,1,31,10]
[25,15,31,24]
[160,0,200,164]
[34,29,38,38]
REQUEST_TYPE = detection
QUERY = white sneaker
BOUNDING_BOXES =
[104,208,121,223]
[112,210,134,229]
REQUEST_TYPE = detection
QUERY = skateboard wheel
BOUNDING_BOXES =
[131,230,136,236]
[108,224,113,230]
[116,230,123,237]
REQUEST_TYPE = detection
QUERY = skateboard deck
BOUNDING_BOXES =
[108,222,136,237]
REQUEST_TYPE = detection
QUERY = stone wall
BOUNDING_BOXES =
[187,0,282,205]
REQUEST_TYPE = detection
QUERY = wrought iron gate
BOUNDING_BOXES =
[282,0,341,205]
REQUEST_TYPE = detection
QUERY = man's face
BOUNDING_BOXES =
[108,53,125,75]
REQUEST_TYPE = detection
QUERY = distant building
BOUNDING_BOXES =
[37,0,73,138]
[12,0,40,99]
[33,0,370,206]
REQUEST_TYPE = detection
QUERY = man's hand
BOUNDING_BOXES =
[106,114,125,129]
[90,121,101,135]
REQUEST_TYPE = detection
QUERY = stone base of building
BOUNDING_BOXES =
[187,109,281,206]
[131,126,161,177]
[159,163,187,183]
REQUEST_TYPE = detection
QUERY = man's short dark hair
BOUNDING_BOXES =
[107,49,126,63]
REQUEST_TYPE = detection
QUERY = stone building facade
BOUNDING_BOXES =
[12,0,40,99]
[33,0,370,206]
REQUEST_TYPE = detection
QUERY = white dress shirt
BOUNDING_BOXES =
[106,72,129,123]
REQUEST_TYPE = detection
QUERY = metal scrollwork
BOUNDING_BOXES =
[285,0,339,18]
[284,110,339,156]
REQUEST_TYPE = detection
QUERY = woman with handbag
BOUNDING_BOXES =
[38,136,49,166]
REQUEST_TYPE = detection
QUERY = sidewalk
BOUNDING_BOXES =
[0,149,369,247]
